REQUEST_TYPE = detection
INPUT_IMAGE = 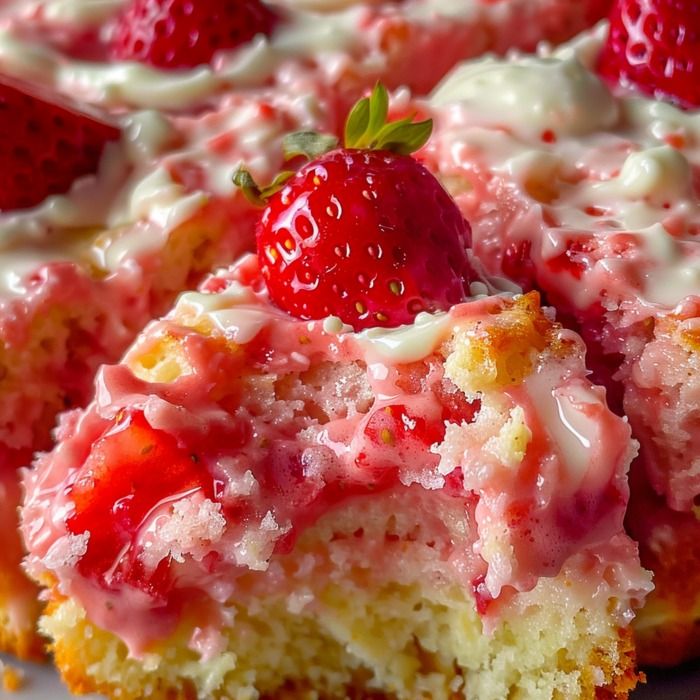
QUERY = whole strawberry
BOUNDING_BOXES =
[110,0,277,69]
[0,76,120,212]
[235,84,478,331]
[597,0,700,109]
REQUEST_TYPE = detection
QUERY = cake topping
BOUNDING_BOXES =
[234,83,478,330]
[110,0,278,69]
[0,74,120,212]
[597,0,700,109]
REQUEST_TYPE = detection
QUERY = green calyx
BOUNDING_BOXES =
[232,82,432,206]
[344,82,432,154]
[232,167,296,207]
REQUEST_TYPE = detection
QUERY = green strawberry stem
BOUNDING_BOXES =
[233,82,432,206]
[344,82,432,154]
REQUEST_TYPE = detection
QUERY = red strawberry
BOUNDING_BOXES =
[68,411,213,588]
[597,0,700,109]
[0,75,120,212]
[110,0,277,70]
[235,84,478,331]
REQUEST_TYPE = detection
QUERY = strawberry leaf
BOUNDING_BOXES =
[343,82,432,155]
[344,94,371,148]
[346,82,390,149]
[260,170,295,198]
[232,166,265,206]
[233,166,295,206]
[365,82,389,146]
[374,117,433,155]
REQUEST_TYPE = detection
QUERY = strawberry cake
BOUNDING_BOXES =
[0,0,615,661]
[21,98,652,700]
[422,3,700,665]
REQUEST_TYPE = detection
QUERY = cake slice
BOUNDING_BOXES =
[23,254,651,700]
[422,7,700,664]
[23,105,650,699]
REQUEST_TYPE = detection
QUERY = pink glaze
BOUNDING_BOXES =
[0,82,326,645]
[22,254,646,655]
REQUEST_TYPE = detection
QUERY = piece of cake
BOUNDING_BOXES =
[421,5,700,664]
[22,101,651,699]
[23,255,651,700]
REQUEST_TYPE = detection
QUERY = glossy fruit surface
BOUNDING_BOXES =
[257,147,476,330]
[68,411,213,589]
[0,76,120,211]
[110,0,277,69]
[598,0,700,108]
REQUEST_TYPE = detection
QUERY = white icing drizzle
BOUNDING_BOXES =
[0,0,482,110]
[176,262,504,365]
[0,16,307,107]
[0,79,316,297]
[355,311,455,364]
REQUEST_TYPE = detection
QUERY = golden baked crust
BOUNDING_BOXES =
[0,527,44,660]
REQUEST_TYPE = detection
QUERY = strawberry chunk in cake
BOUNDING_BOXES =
[422,2,700,664]
[22,96,650,700]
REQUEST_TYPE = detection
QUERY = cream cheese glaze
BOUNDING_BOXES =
[0,1,612,301]
[422,23,700,655]
[22,254,650,655]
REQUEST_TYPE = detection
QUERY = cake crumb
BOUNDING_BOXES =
[1,663,24,692]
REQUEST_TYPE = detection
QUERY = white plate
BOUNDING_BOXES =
[3,654,699,699]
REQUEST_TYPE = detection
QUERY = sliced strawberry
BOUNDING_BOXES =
[110,0,277,70]
[0,75,120,212]
[237,84,479,331]
[597,0,700,109]
[68,411,214,590]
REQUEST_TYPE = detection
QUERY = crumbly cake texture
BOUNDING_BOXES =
[422,24,700,663]
[0,484,43,661]
[23,255,651,699]
[0,0,614,660]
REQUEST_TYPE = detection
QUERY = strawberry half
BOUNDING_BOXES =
[235,84,478,331]
[0,75,120,212]
[110,0,278,70]
[597,0,700,109]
